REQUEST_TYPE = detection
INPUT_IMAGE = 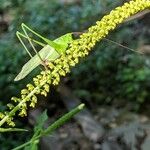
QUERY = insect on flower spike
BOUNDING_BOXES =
[15,24,59,81]
[15,24,74,81]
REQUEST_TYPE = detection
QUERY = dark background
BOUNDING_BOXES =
[0,0,150,149]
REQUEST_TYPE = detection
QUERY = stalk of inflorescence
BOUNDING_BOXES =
[12,104,85,150]
[0,73,49,127]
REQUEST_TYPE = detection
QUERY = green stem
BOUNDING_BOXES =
[12,139,35,150]
[43,103,85,135]
[0,128,28,132]
[12,104,85,150]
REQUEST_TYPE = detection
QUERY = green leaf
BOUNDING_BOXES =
[32,110,48,139]
[35,110,48,130]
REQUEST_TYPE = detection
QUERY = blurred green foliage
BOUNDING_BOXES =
[0,0,150,149]
[0,0,149,109]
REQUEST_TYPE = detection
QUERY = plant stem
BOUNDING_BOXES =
[43,103,85,135]
[12,104,85,150]
[0,128,28,132]
[12,139,36,150]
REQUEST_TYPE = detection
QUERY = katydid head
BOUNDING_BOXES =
[53,33,74,54]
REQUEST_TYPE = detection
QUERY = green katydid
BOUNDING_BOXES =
[14,23,73,81]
